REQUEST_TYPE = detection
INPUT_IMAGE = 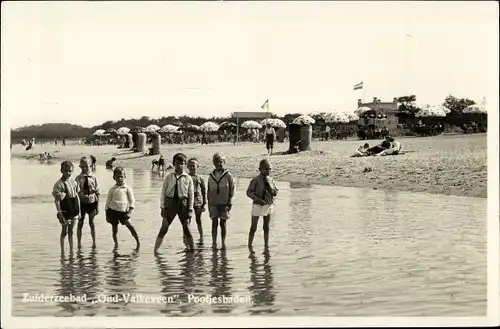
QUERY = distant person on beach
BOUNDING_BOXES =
[376,137,401,156]
[365,137,392,156]
[154,153,195,254]
[152,155,166,171]
[75,157,100,248]
[52,161,81,255]
[264,124,276,155]
[104,167,140,249]
[106,157,116,169]
[351,143,370,157]
[207,152,235,250]
[246,159,279,248]
[90,155,97,170]
[187,158,207,244]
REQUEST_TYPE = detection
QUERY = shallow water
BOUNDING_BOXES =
[10,158,487,316]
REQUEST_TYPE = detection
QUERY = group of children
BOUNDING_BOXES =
[52,152,278,255]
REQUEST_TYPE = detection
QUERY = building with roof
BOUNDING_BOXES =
[357,97,399,131]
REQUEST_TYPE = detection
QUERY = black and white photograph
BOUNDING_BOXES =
[1,1,499,328]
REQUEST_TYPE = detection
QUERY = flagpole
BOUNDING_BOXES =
[267,98,269,119]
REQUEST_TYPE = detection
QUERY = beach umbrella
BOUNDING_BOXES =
[415,107,447,117]
[361,109,387,120]
[354,106,372,116]
[180,123,200,132]
[241,120,262,129]
[325,112,350,123]
[342,111,360,122]
[93,129,106,136]
[116,127,130,135]
[219,121,238,131]
[145,124,161,133]
[132,126,144,133]
[261,118,286,128]
[199,121,220,132]
[292,115,316,125]
[463,104,487,114]
[159,124,179,133]
[105,128,117,134]
[419,104,451,114]
[172,120,183,126]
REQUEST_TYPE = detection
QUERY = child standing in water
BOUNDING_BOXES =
[104,167,140,249]
[246,159,279,248]
[154,153,195,254]
[52,161,81,255]
[207,152,235,249]
[75,157,100,248]
[187,158,207,244]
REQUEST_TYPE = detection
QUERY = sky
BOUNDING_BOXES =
[1,1,498,128]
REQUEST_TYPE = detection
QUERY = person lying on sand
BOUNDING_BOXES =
[375,137,401,156]
[365,137,392,156]
[106,157,116,169]
[351,143,370,157]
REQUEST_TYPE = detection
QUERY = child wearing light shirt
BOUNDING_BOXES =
[154,153,195,254]
[105,167,140,249]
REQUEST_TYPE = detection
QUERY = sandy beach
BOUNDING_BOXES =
[11,133,487,198]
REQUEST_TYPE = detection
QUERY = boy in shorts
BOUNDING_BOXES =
[187,158,207,244]
[104,167,140,249]
[75,157,100,248]
[207,152,235,249]
[154,153,195,254]
[52,161,81,255]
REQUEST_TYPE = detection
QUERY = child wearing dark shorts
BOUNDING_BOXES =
[104,167,140,248]
[76,157,100,248]
[154,153,195,254]
[187,158,207,244]
[52,160,81,255]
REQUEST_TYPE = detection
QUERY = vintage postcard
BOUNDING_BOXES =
[1,1,498,328]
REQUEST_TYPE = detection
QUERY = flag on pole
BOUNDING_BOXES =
[261,99,269,110]
[353,82,363,90]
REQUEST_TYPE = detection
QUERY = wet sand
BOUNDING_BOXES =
[11,133,487,198]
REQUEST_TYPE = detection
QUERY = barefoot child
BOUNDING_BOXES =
[52,161,81,255]
[207,152,235,249]
[104,167,140,248]
[90,155,97,170]
[246,159,279,248]
[75,157,100,248]
[154,153,195,254]
[187,158,207,244]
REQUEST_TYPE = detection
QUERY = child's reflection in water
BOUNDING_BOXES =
[209,248,235,314]
[248,247,277,315]
[104,247,139,311]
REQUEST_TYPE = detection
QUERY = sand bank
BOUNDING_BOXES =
[11,134,487,198]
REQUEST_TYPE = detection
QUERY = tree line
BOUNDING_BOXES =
[10,94,482,141]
